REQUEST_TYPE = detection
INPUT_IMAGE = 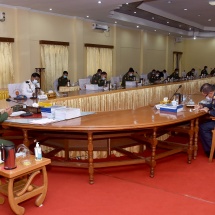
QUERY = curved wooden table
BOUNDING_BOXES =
[2,95,206,184]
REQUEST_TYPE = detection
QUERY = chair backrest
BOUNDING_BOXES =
[79,79,91,90]
[111,76,120,85]
[8,83,23,98]
[53,79,58,91]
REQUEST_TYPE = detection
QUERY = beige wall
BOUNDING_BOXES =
[0,6,215,86]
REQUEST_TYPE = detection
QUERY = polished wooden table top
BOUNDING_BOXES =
[2,95,206,132]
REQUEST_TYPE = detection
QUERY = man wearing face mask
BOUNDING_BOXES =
[198,83,215,157]
[98,71,107,87]
[169,68,180,80]
[21,73,41,98]
[58,71,69,90]
[121,67,136,87]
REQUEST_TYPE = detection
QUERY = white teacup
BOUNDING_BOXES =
[163,97,168,102]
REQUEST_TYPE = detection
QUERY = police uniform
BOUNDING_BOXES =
[199,93,215,156]
[21,79,40,98]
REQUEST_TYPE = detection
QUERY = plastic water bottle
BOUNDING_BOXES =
[34,142,42,161]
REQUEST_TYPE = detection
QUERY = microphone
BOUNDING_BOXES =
[6,98,27,108]
[6,98,33,117]
[169,85,182,101]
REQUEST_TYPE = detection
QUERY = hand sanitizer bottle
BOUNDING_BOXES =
[34,142,42,161]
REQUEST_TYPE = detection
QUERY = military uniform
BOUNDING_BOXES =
[58,76,68,90]
[199,93,215,156]
[200,69,208,76]
[149,74,161,83]
[121,74,136,87]
[98,79,106,87]
[91,74,101,84]
[186,70,194,77]
[169,72,180,80]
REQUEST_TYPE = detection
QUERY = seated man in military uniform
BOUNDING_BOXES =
[98,72,107,87]
[186,68,195,78]
[57,71,69,90]
[200,66,208,77]
[169,68,180,80]
[121,68,136,87]
[149,70,161,83]
[91,69,102,84]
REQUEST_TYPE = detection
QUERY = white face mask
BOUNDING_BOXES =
[129,73,133,77]
[206,96,212,101]
[32,79,38,84]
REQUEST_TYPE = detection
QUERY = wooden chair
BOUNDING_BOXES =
[209,129,215,162]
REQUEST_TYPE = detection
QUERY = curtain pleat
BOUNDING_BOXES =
[40,44,69,92]
[0,42,14,88]
[86,47,113,78]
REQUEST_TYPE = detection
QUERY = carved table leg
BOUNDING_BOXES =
[193,118,199,159]
[0,196,4,204]
[88,132,94,184]
[35,167,48,206]
[150,128,157,178]
[8,178,25,215]
[187,120,194,164]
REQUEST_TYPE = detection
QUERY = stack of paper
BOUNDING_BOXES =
[55,108,81,120]
[160,104,183,113]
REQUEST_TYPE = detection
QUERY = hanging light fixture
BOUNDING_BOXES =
[209,0,215,6]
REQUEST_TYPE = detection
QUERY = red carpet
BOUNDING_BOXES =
[1,136,215,214]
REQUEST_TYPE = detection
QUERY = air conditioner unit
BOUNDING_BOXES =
[175,37,183,43]
[92,23,109,31]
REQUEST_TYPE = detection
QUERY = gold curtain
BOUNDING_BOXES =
[86,47,113,78]
[40,44,69,92]
[0,42,14,88]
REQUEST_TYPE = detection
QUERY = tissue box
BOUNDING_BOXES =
[41,105,65,118]
[55,108,81,120]
[160,104,183,113]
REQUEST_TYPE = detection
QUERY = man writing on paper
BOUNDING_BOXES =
[198,83,215,157]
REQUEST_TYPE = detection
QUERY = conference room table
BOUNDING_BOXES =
[1,94,206,184]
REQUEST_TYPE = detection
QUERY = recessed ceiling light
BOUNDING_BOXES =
[98,1,102,4]
[208,19,212,21]
[184,8,188,11]
[49,8,52,11]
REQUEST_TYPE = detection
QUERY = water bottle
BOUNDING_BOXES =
[34,142,42,161]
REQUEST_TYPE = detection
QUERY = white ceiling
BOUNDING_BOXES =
[0,0,215,37]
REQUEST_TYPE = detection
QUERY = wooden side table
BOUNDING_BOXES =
[0,155,51,215]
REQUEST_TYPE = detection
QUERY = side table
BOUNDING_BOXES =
[0,155,51,215]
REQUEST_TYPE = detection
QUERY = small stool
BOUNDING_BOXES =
[209,129,215,162]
